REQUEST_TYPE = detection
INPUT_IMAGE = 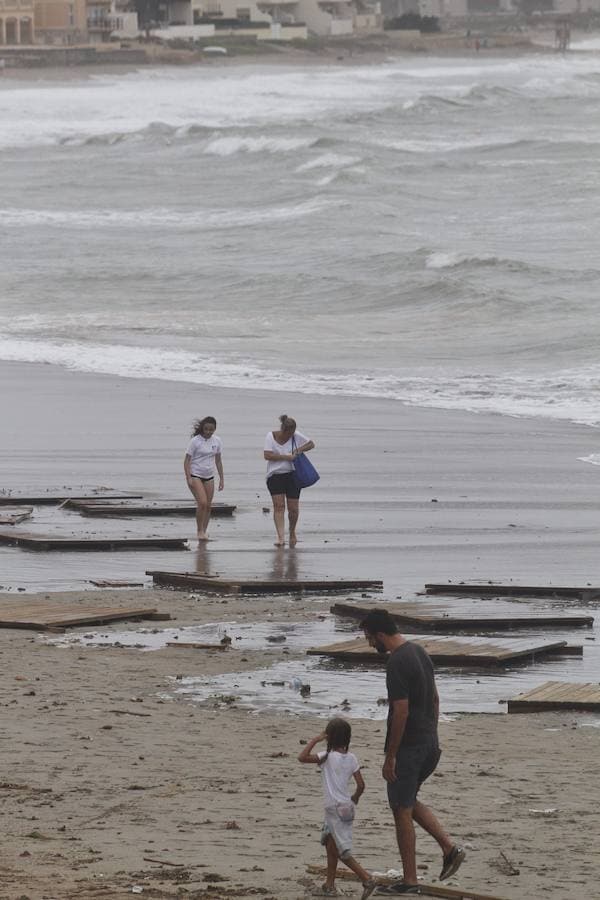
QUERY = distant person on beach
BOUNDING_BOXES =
[298,717,376,899]
[184,416,224,541]
[361,610,465,895]
[263,414,314,547]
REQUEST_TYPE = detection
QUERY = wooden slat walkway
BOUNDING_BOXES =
[425,582,600,601]
[307,636,579,667]
[306,865,508,899]
[0,601,169,632]
[0,531,188,551]
[0,492,142,506]
[66,500,236,517]
[331,601,594,632]
[147,570,383,594]
[508,680,600,713]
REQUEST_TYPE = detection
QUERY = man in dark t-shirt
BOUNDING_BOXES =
[362,609,465,895]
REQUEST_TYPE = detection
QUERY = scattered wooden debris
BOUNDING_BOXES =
[507,680,600,713]
[146,571,383,594]
[67,500,236,517]
[0,491,142,506]
[0,506,33,526]
[88,579,145,588]
[166,642,229,651]
[331,601,593,632]
[425,583,600,601]
[0,601,169,632]
[306,865,509,899]
[0,531,188,551]
[307,636,581,668]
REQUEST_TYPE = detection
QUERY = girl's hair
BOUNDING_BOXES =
[192,416,217,437]
[279,414,296,432]
[324,717,352,758]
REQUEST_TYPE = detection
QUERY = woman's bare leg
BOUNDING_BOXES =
[287,498,299,547]
[202,479,215,536]
[190,479,209,540]
[271,494,286,546]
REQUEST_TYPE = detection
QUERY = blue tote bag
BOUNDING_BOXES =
[292,437,320,489]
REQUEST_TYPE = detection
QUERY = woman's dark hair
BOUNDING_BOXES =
[279,414,296,432]
[325,717,352,754]
[192,416,217,437]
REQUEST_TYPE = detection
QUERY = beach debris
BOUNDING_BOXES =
[528,807,558,817]
[143,857,185,867]
[266,634,286,643]
[131,887,144,894]
[224,821,240,830]
[491,851,520,876]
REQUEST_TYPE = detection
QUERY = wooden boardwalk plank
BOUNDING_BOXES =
[0,492,142,506]
[508,681,600,713]
[146,570,383,595]
[331,601,593,632]
[306,865,508,899]
[307,636,574,668]
[68,500,236,518]
[0,531,188,551]
[0,603,168,631]
[425,583,600,601]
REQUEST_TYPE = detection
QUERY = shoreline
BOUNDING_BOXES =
[0,33,569,80]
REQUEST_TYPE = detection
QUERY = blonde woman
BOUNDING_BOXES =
[263,414,314,547]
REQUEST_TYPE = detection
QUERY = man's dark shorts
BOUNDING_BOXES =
[387,743,441,810]
[266,472,301,499]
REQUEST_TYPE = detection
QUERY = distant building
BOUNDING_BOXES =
[0,0,35,43]
[169,0,381,34]
[87,0,138,41]
[34,0,87,41]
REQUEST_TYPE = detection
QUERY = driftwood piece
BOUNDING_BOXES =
[0,506,33,526]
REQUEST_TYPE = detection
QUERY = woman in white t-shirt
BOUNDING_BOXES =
[263,414,315,547]
[184,416,224,541]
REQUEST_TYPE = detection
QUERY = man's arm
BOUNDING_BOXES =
[382,698,409,783]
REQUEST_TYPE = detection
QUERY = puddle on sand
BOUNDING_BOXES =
[47,616,356,652]
[171,658,392,720]
[47,614,600,717]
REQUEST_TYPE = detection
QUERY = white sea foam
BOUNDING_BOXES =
[295,153,361,172]
[2,55,600,150]
[578,454,600,466]
[0,197,334,230]
[1,334,600,428]
[203,135,316,156]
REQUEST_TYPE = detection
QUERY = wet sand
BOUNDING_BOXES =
[1,359,600,897]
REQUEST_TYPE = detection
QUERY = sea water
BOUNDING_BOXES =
[1,53,600,426]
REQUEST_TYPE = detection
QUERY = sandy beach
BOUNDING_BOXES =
[0,360,599,898]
